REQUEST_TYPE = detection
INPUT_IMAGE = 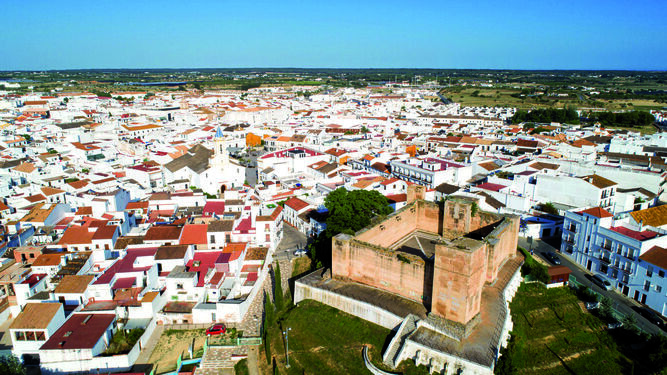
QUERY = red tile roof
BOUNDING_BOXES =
[126,201,149,210]
[610,226,658,241]
[94,248,157,285]
[284,197,309,211]
[580,207,613,218]
[59,226,94,245]
[639,246,667,269]
[179,224,208,245]
[476,182,507,192]
[187,251,222,287]
[144,225,182,241]
[92,225,118,240]
[203,201,226,216]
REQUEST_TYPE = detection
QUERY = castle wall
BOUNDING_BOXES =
[332,236,432,306]
[432,241,487,325]
[485,217,521,282]
[355,204,419,248]
[294,275,403,329]
[442,199,502,234]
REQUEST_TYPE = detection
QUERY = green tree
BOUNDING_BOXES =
[324,188,392,236]
[0,355,26,375]
[263,292,274,328]
[541,202,559,215]
[309,188,393,268]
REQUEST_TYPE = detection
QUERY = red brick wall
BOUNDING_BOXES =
[332,236,431,305]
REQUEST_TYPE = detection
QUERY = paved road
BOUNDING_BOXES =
[274,224,308,261]
[520,237,665,336]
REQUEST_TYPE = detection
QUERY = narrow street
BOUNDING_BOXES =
[274,223,307,261]
[519,237,665,336]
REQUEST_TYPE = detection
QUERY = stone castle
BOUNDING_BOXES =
[332,185,519,335]
[295,185,524,374]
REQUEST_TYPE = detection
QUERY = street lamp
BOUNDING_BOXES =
[283,327,292,368]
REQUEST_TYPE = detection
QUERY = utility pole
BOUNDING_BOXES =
[283,327,292,368]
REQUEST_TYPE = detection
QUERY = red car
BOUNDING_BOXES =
[206,324,226,336]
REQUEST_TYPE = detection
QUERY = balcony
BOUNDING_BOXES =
[567,225,577,233]
[564,237,575,245]
[601,242,612,251]
[599,255,611,264]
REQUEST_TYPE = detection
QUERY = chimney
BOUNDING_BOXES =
[639,220,644,232]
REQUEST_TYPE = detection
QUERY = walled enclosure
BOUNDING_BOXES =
[332,186,520,327]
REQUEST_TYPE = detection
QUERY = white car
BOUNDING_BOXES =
[293,248,308,257]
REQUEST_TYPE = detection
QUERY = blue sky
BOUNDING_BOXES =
[1,0,665,70]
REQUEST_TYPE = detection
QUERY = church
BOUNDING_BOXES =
[164,127,245,196]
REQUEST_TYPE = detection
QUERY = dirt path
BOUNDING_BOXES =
[246,345,260,375]
[526,348,596,372]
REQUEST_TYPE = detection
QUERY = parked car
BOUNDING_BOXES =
[294,248,308,257]
[206,324,227,336]
[585,301,600,310]
[637,307,665,327]
[590,275,612,291]
[607,318,623,329]
[544,252,561,265]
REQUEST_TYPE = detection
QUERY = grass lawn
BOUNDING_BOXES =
[291,256,312,278]
[500,283,667,375]
[260,299,391,375]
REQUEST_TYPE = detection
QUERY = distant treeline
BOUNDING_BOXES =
[586,111,655,127]
[511,107,579,124]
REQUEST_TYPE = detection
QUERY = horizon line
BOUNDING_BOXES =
[2,67,667,73]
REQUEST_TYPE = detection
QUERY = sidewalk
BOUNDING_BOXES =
[131,324,165,373]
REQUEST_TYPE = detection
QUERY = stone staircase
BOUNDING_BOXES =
[194,346,248,375]
[382,314,418,367]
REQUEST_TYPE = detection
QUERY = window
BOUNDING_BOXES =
[644,280,651,292]
[210,235,215,244]
[599,263,608,274]
[647,266,653,277]
[657,285,663,293]
[659,270,665,278]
